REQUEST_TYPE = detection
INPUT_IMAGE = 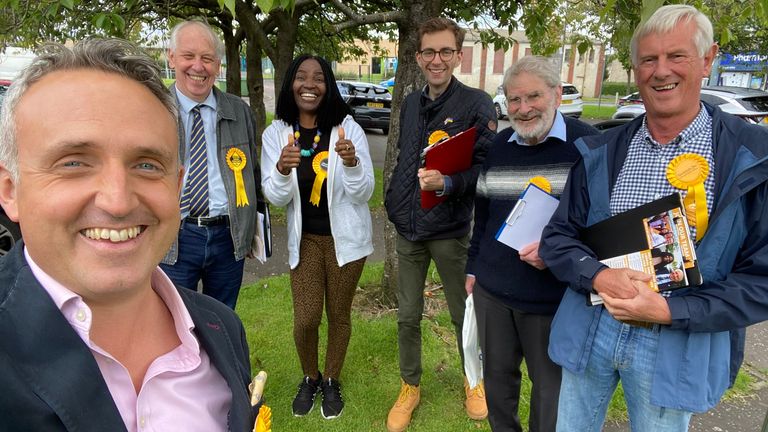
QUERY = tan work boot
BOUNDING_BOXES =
[464,377,488,420]
[386,380,420,432]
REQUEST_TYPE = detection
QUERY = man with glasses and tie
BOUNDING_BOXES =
[384,16,496,432]
[161,20,262,309]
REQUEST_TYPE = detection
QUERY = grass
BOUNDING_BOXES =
[237,263,491,432]
[582,104,617,119]
[236,261,758,431]
[237,261,699,431]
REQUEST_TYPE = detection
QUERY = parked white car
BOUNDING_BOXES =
[493,82,584,119]
[612,86,768,125]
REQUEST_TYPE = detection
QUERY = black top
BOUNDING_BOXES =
[296,125,332,235]
[384,77,497,241]
[466,117,599,314]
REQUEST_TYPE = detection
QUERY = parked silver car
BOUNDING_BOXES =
[612,86,768,125]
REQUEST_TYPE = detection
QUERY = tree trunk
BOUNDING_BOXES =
[269,10,300,103]
[245,35,266,148]
[222,23,243,97]
[625,68,632,93]
[380,0,444,306]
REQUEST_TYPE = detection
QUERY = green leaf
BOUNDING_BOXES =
[94,12,106,28]
[60,0,74,9]
[222,0,236,15]
[111,13,125,33]
[577,40,591,55]
[640,0,665,23]
[255,0,275,13]
[720,26,733,46]
[45,3,59,18]
[285,0,296,14]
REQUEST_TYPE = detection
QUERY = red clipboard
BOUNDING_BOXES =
[420,127,477,209]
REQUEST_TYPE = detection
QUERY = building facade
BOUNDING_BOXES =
[334,29,606,97]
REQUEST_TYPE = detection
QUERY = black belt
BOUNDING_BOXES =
[185,215,229,227]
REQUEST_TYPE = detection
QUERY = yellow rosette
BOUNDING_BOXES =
[310,151,329,206]
[528,176,552,193]
[666,153,709,241]
[428,130,450,146]
[226,148,250,207]
[254,405,272,432]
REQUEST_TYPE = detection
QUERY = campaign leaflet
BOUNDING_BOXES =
[589,207,699,306]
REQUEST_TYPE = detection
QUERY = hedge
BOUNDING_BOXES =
[601,81,638,96]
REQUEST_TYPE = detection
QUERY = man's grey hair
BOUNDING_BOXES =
[168,20,225,60]
[503,55,561,95]
[0,39,177,182]
[0,39,178,181]
[630,4,714,66]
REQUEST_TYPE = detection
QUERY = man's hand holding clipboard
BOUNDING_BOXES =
[419,127,477,209]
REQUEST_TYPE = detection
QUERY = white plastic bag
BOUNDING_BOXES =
[462,293,483,388]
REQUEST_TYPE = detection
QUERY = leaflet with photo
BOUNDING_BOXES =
[584,194,702,306]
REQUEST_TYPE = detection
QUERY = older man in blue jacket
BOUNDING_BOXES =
[541,5,768,431]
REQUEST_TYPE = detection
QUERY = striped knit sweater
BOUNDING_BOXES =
[466,116,598,314]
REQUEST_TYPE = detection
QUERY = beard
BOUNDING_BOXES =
[509,104,556,145]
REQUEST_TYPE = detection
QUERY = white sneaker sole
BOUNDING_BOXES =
[321,406,343,419]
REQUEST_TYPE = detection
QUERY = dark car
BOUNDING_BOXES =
[337,81,391,134]
[617,92,643,107]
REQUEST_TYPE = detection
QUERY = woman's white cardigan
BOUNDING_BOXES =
[260,115,375,269]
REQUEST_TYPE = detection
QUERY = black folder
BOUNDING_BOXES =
[581,193,703,292]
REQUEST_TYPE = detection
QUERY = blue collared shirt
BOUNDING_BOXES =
[507,111,567,146]
[175,88,228,217]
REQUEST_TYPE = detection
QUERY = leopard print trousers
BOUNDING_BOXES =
[290,233,366,380]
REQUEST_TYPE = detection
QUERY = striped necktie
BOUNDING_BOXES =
[180,105,209,217]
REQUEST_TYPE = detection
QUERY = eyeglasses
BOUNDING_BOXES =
[418,48,458,62]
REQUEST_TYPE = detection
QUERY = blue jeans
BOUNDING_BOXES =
[160,221,244,309]
[556,308,692,432]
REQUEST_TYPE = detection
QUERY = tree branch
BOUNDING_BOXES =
[328,0,405,33]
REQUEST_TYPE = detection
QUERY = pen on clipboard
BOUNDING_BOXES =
[505,199,527,226]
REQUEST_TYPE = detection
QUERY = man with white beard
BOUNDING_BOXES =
[464,55,598,431]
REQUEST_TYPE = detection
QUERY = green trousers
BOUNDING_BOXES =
[395,233,469,385]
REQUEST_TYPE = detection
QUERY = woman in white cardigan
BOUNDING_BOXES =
[260,54,374,420]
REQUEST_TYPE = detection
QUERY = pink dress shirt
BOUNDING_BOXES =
[26,249,233,432]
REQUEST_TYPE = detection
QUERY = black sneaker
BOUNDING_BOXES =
[320,377,344,419]
[292,373,322,417]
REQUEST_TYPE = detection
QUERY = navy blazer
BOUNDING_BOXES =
[0,243,255,431]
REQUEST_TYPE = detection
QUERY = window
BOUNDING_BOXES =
[562,85,579,95]
[493,48,504,74]
[461,46,473,74]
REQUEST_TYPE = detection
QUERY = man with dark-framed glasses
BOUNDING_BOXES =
[418,47,459,62]
[384,16,497,432]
